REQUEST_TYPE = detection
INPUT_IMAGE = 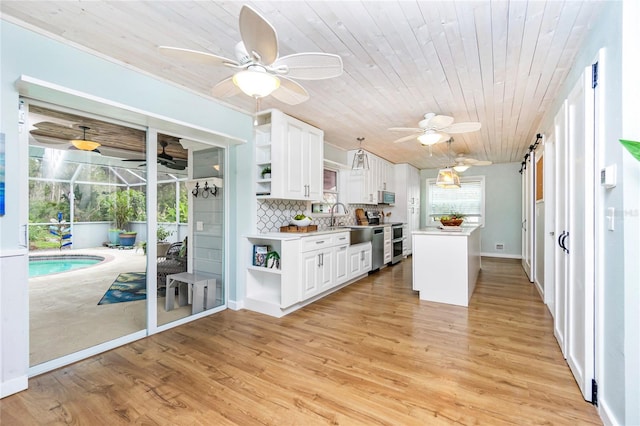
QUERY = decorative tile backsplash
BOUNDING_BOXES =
[257,200,308,233]
[256,200,389,233]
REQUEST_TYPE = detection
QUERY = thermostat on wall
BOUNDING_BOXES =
[600,164,617,189]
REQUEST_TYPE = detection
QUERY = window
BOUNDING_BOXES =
[426,176,485,225]
[311,168,342,214]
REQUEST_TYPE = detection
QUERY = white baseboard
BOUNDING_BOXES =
[480,252,522,259]
[228,299,243,311]
[534,278,544,300]
[598,396,619,426]
[1,375,28,399]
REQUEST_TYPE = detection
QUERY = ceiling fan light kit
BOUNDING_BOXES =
[417,130,443,146]
[232,68,280,97]
[453,164,470,172]
[70,125,101,151]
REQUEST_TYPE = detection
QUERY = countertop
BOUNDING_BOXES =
[245,228,352,240]
[412,225,480,236]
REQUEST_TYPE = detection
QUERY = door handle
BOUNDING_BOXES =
[561,232,569,254]
[558,231,566,250]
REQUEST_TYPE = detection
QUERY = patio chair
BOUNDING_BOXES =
[157,238,187,294]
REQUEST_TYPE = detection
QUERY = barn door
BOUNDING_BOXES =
[554,64,597,402]
[521,153,535,282]
[554,100,568,358]
[566,64,596,402]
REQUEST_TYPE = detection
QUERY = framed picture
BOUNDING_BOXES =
[253,245,269,267]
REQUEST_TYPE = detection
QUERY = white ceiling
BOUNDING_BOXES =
[1,1,605,169]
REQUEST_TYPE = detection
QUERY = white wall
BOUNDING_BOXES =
[0,20,253,397]
[420,162,522,258]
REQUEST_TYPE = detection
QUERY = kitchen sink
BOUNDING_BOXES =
[350,227,373,245]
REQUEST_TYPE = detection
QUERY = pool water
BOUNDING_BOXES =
[29,257,103,278]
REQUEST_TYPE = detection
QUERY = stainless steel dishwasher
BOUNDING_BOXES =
[371,226,385,271]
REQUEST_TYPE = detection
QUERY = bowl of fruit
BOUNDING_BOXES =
[439,213,464,227]
[291,214,312,227]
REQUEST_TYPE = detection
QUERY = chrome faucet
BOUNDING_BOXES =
[329,202,349,227]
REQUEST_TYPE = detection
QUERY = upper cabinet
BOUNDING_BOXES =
[346,150,394,204]
[255,109,324,201]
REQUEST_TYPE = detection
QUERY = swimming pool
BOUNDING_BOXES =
[29,255,106,278]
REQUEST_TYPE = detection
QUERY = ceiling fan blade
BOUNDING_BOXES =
[158,46,238,67]
[473,160,492,166]
[393,133,422,144]
[212,77,242,98]
[427,114,454,129]
[239,5,278,65]
[270,77,309,105]
[443,122,482,133]
[388,127,422,132]
[273,53,343,80]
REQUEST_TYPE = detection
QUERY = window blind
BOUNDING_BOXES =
[427,178,483,218]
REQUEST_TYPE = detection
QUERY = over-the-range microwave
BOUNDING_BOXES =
[377,190,395,205]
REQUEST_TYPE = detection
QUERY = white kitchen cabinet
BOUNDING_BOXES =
[392,163,421,255]
[346,150,394,204]
[301,247,333,299]
[383,226,392,264]
[347,242,372,280]
[300,231,349,299]
[335,244,349,285]
[255,109,324,201]
[245,231,358,318]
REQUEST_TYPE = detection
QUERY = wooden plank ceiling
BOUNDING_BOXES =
[1,1,605,169]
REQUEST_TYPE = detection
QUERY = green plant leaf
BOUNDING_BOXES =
[620,139,640,161]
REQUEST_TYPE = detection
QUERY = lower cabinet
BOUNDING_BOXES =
[383,226,392,264]
[301,247,334,299]
[245,231,352,318]
[348,242,372,280]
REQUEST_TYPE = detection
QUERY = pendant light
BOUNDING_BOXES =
[70,125,101,151]
[351,137,370,171]
[436,139,461,188]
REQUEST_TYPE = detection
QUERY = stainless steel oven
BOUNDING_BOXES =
[391,223,404,264]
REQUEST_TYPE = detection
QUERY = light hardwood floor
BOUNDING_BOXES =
[2,257,601,425]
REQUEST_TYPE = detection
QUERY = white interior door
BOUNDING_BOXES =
[566,67,595,402]
[543,136,556,312]
[554,100,568,358]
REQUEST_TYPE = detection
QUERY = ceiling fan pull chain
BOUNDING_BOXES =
[253,97,261,126]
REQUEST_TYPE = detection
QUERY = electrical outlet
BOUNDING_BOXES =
[495,243,504,250]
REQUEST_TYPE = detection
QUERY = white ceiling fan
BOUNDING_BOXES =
[158,5,343,105]
[452,154,492,172]
[389,113,481,145]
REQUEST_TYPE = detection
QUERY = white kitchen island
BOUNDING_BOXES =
[412,225,481,307]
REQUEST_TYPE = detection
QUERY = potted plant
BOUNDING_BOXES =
[261,166,271,179]
[265,250,280,269]
[100,189,146,246]
[157,226,174,257]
